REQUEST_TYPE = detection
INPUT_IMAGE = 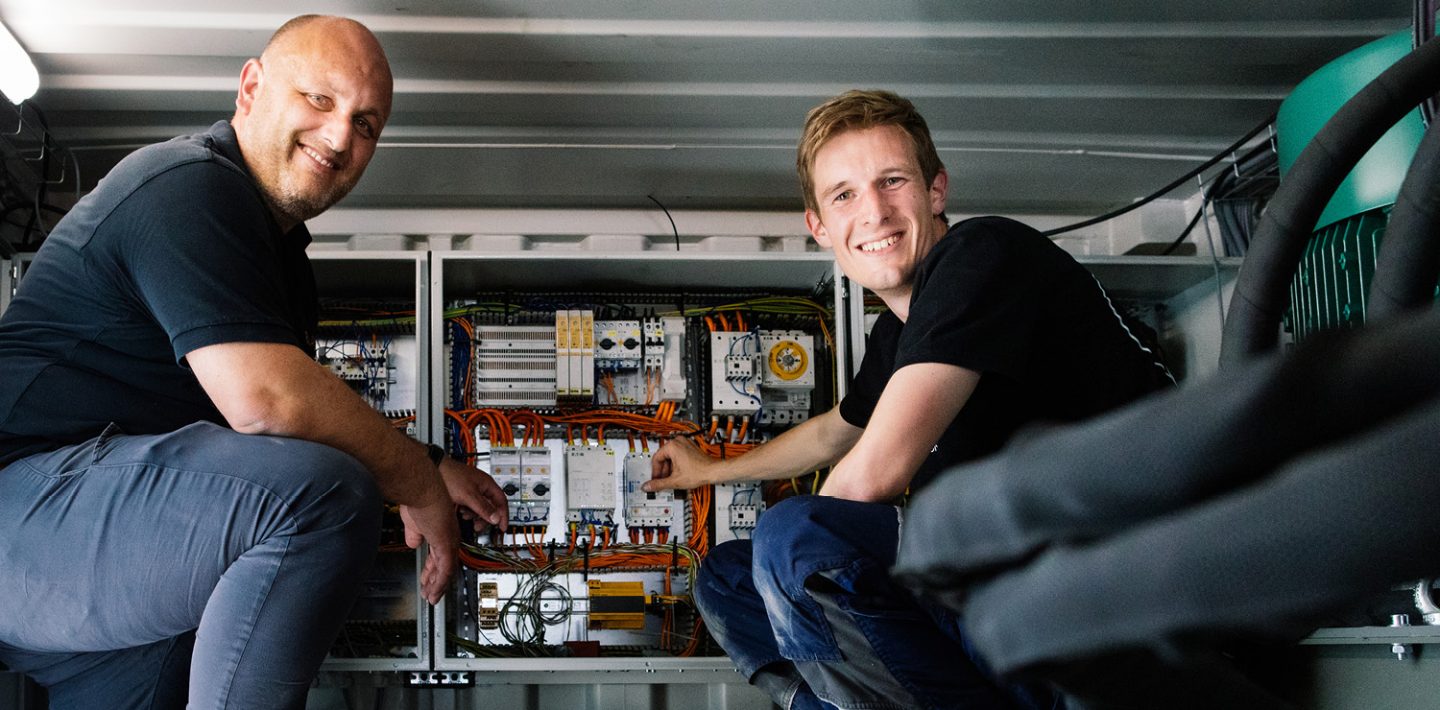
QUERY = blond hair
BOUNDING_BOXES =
[796,90,944,215]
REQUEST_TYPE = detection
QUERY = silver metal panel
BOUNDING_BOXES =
[1304,626,1440,646]
[313,252,432,673]
[1075,255,1244,300]
[438,252,835,294]
[3,1,1403,215]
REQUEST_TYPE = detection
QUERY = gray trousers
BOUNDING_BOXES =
[0,421,382,709]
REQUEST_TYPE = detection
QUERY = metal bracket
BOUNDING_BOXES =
[405,671,474,688]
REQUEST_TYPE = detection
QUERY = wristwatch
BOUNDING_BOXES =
[425,443,446,467]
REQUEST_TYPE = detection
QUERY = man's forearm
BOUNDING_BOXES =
[190,342,446,507]
[820,363,978,501]
[705,408,858,484]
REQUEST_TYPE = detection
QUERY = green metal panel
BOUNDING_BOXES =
[1284,208,1388,343]
[1276,31,1425,231]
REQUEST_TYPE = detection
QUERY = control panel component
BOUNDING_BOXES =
[317,337,394,409]
[594,320,642,368]
[641,318,665,370]
[477,581,500,630]
[587,580,647,630]
[565,444,616,523]
[555,310,596,400]
[711,330,815,423]
[474,324,557,408]
[471,571,678,650]
[622,452,674,531]
[594,319,645,405]
[491,446,554,527]
[760,332,814,387]
[658,317,687,402]
[710,332,762,415]
[714,482,767,543]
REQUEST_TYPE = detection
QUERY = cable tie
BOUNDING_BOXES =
[582,539,591,580]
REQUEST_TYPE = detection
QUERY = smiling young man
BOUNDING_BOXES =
[647,90,1173,709]
[0,16,506,710]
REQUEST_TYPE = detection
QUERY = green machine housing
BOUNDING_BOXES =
[1278,30,1427,342]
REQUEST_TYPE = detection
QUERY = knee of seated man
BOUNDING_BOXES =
[283,440,383,535]
[751,496,844,584]
[753,495,835,548]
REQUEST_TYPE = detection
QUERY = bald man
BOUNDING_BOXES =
[0,16,506,709]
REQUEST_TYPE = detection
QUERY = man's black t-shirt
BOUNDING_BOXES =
[0,121,317,467]
[840,216,1172,493]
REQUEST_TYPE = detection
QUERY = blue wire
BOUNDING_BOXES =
[725,332,764,414]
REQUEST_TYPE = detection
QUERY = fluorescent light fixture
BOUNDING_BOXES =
[0,21,38,103]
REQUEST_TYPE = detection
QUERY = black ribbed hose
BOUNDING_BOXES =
[1219,35,1440,369]
[1367,113,1440,321]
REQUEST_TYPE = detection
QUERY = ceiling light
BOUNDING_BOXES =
[0,21,38,103]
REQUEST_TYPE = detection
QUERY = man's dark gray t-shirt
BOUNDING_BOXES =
[0,121,317,467]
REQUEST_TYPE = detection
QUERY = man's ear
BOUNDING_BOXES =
[234,58,264,118]
[929,169,949,217]
[805,209,832,249]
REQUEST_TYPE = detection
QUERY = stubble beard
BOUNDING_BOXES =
[263,160,357,227]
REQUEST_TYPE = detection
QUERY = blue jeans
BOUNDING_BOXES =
[0,421,382,709]
[695,495,1059,710]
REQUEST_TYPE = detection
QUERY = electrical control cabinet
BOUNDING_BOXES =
[432,250,847,673]
[308,252,431,673]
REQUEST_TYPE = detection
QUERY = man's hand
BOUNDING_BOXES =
[439,456,509,533]
[645,437,714,492]
[399,492,461,605]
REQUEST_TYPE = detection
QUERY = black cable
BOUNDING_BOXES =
[15,102,53,248]
[1160,202,1209,256]
[1043,114,1275,237]
[646,194,681,251]
[1205,140,1279,257]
